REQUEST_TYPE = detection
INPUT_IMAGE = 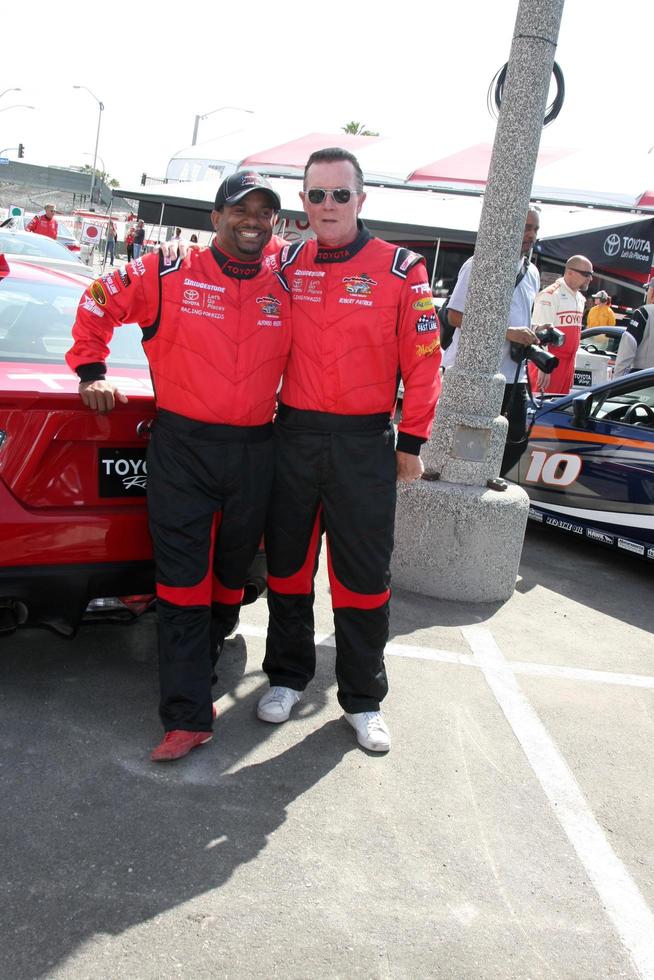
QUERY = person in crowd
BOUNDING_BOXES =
[66,170,291,763]
[105,220,117,266]
[530,254,592,395]
[26,204,58,240]
[257,147,442,754]
[446,209,541,475]
[614,279,654,376]
[132,220,146,259]
[587,289,616,328]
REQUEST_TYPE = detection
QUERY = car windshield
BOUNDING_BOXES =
[581,331,622,356]
[0,231,76,260]
[0,275,146,368]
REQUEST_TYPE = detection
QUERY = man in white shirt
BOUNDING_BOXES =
[447,208,541,475]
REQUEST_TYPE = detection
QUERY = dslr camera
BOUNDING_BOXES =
[510,324,565,374]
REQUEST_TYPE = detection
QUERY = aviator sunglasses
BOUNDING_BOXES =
[306,187,356,205]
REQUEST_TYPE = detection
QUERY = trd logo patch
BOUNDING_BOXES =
[98,448,148,497]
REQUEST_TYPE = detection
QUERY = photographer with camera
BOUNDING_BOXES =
[447,208,541,476]
[529,255,592,395]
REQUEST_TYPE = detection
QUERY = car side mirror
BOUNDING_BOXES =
[572,392,593,428]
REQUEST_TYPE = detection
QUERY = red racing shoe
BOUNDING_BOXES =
[151,730,213,762]
[151,704,218,762]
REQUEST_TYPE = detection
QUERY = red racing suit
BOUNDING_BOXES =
[67,244,291,733]
[263,224,442,712]
[25,213,58,240]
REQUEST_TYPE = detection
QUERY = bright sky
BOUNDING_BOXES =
[2,0,652,190]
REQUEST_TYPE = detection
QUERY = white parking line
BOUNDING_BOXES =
[237,622,654,690]
[462,624,654,980]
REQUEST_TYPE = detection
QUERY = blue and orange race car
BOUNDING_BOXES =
[507,368,654,560]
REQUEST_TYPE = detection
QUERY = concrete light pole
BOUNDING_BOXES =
[191,106,253,145]
[392,0,566,602]
[74,86,104,205]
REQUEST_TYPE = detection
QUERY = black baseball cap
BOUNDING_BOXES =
[214,170,281,211]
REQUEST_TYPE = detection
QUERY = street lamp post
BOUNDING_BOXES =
[73,86,104,205]
[191,106,253,145]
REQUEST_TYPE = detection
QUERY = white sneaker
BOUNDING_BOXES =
[344,711,391,752]
[257,686,302,724]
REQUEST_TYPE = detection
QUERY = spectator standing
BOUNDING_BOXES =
[26,204,58,240]
[530,254,592,395]
[105,220,117,266]
[66,170,291,763]
[587,289,616,327]
[258,147,442,753]
[125,224,135,262]
[132,220,145,259]
[447,209,541,476]
[614,279,654,376]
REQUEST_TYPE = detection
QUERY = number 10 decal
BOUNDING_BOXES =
[525,450,582,487]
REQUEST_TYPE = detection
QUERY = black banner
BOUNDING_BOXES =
[539,217,654,281]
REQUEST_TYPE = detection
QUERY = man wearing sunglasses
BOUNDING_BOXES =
[257,147,442,753]
[529,253,593,395]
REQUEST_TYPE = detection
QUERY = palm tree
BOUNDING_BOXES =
[341,121,380,137]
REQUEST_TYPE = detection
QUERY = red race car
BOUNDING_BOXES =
[0,256,265,635]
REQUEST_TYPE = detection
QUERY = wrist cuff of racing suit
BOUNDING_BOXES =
[396,432,424,456]
[76,362,107,383]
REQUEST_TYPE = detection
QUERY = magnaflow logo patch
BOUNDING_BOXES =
[98,448,148,497]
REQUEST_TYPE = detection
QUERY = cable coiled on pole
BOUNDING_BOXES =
[487,61,565,127]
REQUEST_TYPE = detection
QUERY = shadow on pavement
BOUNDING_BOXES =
[0,619,348,980]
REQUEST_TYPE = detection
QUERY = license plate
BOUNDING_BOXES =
[98,448,148,497]
[574,370,593,387]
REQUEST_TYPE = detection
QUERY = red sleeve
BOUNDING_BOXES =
[51,220,58,239]
[25,216,37,233]
[65,254,161,380]
[396,261,442,451]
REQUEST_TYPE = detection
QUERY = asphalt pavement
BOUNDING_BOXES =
[1,525,652,980]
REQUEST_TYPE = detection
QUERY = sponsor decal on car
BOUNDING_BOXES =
[585,527,615,545]
[647,547,654,561]
[99,448,148,497]
[617,537,645,556]
[544,515,584,535]
[528,507,544,522]
[573,369,593,387]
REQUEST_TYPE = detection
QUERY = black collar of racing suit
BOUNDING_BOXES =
[210,241,262,279]
[315,220,370,264]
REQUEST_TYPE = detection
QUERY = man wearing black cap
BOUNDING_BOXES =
[614,279,654,377]
[67,170,291,762]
